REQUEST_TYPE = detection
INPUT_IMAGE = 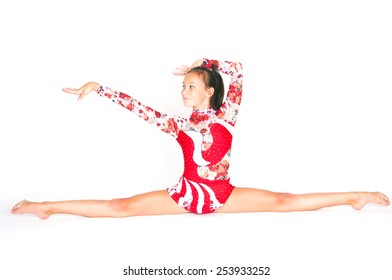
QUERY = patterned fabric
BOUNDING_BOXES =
[97,58,243,214]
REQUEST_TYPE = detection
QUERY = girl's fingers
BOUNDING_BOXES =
[172,70,186,76]
[172,65,191,76]
[62,87,80,95]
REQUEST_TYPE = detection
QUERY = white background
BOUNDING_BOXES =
[1,1,391,279]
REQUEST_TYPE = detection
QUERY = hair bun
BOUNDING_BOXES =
[211,64,219,71]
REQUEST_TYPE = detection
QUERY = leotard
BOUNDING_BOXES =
[97,58,243,214]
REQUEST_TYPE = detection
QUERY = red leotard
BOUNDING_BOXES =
[97,58,243,214]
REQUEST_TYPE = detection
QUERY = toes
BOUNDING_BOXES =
[11,200,27,213]
[376,192,390,205]
[11,201,21,210]
[375,193,390,206]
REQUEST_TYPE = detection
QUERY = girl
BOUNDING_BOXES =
[11,58,389,219]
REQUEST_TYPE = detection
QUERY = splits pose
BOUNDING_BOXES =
[11,58,390,219]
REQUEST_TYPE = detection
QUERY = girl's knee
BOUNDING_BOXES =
[276,192,296,208]
[108,198,133,215]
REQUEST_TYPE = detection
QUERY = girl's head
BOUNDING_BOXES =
[182,65,224,110]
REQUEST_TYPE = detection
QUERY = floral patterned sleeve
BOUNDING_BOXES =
[202,58,243,125]
[96,86,187,138]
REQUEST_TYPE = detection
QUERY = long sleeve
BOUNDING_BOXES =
[96,85,187,138]
[202,58,243,126]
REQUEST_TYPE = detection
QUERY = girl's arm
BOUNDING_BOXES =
[202,59,243,125]
[63,82,187,138]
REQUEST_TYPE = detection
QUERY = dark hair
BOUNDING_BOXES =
[188,65,224,110]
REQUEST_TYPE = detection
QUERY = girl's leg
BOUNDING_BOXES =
[216,187,390,213]
[10,190,188,219]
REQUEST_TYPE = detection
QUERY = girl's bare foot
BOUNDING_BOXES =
[351,192,390,210]
[10,200,51,219]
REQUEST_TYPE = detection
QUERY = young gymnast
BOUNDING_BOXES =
[11,58,390,219]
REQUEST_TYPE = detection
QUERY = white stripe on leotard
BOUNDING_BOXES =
[199,182,222,210]
[178,177,193,209]
[183,130,210,166]
[189,179,206,214]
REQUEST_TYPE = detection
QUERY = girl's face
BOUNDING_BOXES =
[182,72,213,110]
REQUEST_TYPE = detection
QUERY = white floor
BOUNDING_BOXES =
[1,201,391,280]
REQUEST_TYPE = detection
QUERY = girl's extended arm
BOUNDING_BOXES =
[63,82,187,138]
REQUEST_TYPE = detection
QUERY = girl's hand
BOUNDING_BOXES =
[191,59,203,68]
[172,64,191,76]
[172,59,203,76]
[62,81,100,101]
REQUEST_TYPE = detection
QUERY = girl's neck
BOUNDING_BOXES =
[192,107,214,113]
